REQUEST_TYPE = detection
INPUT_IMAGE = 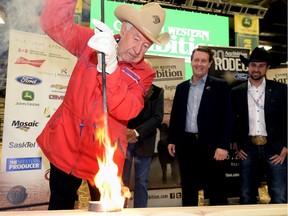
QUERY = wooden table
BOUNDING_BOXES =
[0,204,287,216]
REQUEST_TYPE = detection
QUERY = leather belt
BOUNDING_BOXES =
[250,135,267,145]
[185,132,199,139]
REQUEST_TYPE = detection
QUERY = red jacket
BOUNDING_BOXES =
[36,0,155,180]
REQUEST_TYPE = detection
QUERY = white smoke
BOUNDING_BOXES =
[0,0,46,90]
[5,0,45,34]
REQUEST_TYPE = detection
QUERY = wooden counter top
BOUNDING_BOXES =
[0,204,287,216]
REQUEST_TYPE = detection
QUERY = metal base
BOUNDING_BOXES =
[88,201,105,212]
[88,201,122,212]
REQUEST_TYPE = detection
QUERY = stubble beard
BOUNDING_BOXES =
[249,72,263,81]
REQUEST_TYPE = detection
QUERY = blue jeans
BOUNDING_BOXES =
[240,143,287,204]
[122,143,152,208]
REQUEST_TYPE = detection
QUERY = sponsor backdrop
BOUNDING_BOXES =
[0,30,76,209]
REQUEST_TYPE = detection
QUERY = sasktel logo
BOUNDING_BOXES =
[16,76,42,85]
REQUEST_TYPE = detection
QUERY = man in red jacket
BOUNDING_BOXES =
[37,0,169,210]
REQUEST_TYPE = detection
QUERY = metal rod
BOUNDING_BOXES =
[100,0,109,146]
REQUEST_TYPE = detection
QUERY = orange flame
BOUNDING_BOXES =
[94,124,125,212]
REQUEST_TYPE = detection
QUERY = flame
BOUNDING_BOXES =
[94,124,125,212]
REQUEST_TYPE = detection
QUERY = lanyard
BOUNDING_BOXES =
[248,90,265,109]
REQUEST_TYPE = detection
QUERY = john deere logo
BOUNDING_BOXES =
[22,90,34,101]
[242,17,252,27]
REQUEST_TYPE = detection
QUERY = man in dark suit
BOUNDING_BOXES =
[122,84,164,208]
[168,47,232,206]
[232,47,287,204]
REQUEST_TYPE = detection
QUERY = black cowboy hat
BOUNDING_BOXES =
[240,47,271,67]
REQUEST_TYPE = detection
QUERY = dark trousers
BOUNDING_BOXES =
[177,132,228,206]
[48,163,82,210]
[122,143,152,208]
[240,142,287,204]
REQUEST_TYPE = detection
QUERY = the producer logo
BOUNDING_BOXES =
[6,157,42,172]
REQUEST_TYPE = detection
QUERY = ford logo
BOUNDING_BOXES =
[234,73,249,81]
[16,76,42,85]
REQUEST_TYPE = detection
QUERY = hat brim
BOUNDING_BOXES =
[240,55,249,67]
[114,4,169,46]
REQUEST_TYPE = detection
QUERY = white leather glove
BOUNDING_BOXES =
[87,19,118,74]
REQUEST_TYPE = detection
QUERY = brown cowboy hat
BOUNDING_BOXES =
[114,3,170,46]
[240,47,271,67]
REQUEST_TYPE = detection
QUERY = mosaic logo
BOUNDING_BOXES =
[11,120,39,132]
[6,157,42,172]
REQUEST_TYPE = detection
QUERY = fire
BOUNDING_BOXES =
[94,124,126,212]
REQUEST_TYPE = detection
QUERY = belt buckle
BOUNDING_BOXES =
[251,136,267,145]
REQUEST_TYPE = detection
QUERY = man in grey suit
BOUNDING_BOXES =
[232,47,287,204]
[168,47,232,206]
[122,84,164,208]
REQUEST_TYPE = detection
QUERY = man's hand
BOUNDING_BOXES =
[87,19,118,74]
[234,143,248,160]
[214,148,228,161]
[237,149,248,160]
[270,147,287,165]
[168,144,176,157]
[127,129,138,144]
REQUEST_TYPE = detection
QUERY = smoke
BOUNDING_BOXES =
[0,0,45,91]
[5,0,45,34]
